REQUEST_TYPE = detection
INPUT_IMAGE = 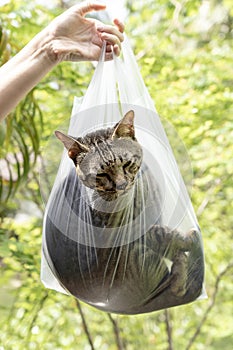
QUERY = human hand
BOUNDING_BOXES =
[47,1,124,63]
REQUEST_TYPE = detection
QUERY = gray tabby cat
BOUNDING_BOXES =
[45,110,204,314]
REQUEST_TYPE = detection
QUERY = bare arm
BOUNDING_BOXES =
[0,1,124,121]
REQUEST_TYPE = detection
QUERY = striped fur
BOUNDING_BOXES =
[48,110,204,314]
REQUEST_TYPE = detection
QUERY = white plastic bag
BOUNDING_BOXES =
[41,37,205,315]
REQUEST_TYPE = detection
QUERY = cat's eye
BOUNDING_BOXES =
[123,161,138,173]
[96,173,106,180]
[96,173,111,183]
[130,163,139,172]
[123,161,132,170]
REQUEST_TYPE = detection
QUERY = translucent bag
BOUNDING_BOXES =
[41,36,205,315]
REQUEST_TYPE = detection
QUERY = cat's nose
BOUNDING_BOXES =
[116,180,128,191]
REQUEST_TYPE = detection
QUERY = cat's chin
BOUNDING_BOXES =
[97,190,124,201]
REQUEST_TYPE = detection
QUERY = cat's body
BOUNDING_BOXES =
[45,111,204,314]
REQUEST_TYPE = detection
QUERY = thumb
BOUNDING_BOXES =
[77,1,106,16]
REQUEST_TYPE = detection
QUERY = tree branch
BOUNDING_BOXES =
[164,309,173,350]
[185,262,233,350]
[75,299,96,350]
[196,178,221,217]
[25,292,48,345]
[166,0,186,35]
[107,313,125,350]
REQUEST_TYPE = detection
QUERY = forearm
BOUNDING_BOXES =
[0,2,124,122]
[0,29,56,121]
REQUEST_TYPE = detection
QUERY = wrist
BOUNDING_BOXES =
[28,28,59,67]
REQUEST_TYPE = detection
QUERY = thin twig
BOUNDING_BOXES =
[76,299,96,350]
[24,293,48,345]
[196,179,221,217]
[166,0,186,35]
[107,313,125,350]
[164,309,173,350]
[185,262,233,350]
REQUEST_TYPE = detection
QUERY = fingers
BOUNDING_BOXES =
[105,43,120,57]
[99,32,122,57]
[103,43,121,59]
[97,22,124,56]
[74,2,124,58]
[97,24,124,43]
[113,18,125,33]
[113,44,121,57]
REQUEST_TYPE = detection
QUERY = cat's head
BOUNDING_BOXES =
[55,110,142,199]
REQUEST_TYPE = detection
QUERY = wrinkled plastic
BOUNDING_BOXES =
[41,37,205,315]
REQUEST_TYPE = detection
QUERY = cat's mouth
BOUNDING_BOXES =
[95,188,127,200]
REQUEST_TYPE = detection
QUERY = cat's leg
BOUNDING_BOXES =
[169,251,189,296]
[146,226,198,252]
[142,251,189,299]
[165,228,201,297]
[168,228,201,297]
[146,226,199,297]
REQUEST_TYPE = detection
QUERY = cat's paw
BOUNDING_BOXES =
[170,252,189,297]
[183,228,200,250]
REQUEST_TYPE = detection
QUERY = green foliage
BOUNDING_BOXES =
[1,0,233,349]
[0,91,43,216]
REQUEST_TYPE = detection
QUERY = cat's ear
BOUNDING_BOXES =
[112,110,135,139]
[55,131,89,162]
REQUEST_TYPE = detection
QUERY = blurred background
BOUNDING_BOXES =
[0,0,232,349]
